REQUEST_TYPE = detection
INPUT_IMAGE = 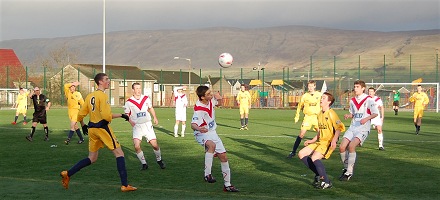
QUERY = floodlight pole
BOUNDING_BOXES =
[102,0,106,73]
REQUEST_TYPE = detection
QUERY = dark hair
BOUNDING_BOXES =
[417,84,422,87]
[354,80,366,90]
[196,85,209,100]
[19,87,23,90]
[368,87,376,91]
[132,82,140,89]
[323,92,335,106]
[308,80,316,85]
[94,73,107,85]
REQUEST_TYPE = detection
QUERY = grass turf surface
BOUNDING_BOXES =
[0,107,439,199]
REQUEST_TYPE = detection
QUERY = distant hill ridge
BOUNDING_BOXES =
[1,25,439,71]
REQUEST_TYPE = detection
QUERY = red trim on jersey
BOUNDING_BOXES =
[194,100,213,117]
[127,96,148,110]
[351,96,371,110]
[375,97,381,102]
[174,94,186,101]
[199,119,207,127]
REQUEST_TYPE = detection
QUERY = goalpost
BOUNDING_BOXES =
[366,82,439,113]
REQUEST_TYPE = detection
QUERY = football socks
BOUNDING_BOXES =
[136,151,147,164]
[68,157,92,177]
[204,152,214,176]
[221,161,231,187]
[116,156,128,187]
[346,152,357,174]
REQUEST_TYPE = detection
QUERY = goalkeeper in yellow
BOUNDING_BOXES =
[409,85,429,135]
[11,88,30,125]
[298,92,345,189]
[287,80,322,159]
[236,84,252,130]
[63,81,88,144]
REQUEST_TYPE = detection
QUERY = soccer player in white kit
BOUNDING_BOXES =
[173,86,188,137]
[339,80,378,181]
[191,85,239,192]
[124,83,165,170]
[368,87,385,150]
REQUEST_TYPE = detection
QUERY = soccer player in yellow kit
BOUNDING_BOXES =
[298,92,345,189]
[287,80,322,158]
[11,88,30,125]
[236,84,252,130]
[409,85,429,135]
[63,82,88,144]
[60,73,137,192]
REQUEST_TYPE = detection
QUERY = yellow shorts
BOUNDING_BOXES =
[239,106,249,115]
[68,109,79,122]
[16,106,27,115]
[414,107,424,119]
[307,140,334,159]
[301,114,318,131]
[88,126,121,152]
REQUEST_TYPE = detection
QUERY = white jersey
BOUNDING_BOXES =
[124,95,152,124]
[371,96,383,126]
[191,97,225,153]
[174,86,188,121]
[191,98,218,134]
[174,87,188,110]
[348,93,379,132]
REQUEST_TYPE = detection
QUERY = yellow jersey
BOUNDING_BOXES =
[16,91,29,108]
[77,90,112,126]
[64,83,84,110]
[296,91,322,116]
[318,109,345,142]
[236,90,251,107]
[409,92,429,108]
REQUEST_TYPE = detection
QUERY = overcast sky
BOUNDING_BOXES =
[0,0,439,41]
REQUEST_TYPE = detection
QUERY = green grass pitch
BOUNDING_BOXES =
[0,107,439,199]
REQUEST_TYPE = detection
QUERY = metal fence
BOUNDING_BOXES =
[1,54,438,111]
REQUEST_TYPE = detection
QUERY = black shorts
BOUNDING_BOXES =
[393,101,399,106]
[33,111,47,124]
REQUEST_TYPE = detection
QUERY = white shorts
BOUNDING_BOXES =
[132,121,156,142]
[175,108,186,121]
[371,117,383,126]
[343,128,370,146]
[194,131,226,154]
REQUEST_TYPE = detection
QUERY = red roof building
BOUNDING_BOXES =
[0,49,27,88]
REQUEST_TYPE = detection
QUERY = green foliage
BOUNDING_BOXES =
[0,108,439,199]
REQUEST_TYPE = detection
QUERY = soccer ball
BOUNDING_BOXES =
[218,53,233,68]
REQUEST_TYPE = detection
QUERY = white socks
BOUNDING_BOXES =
[340,151,348,169]
[174,125,178,137]
[346,152,357,174]
[154,149,162,161]
[136,151,147,164]
[174,124,186,137]
[378,133,384,147]
[221,161,231,187]
[204,152,214,176]
[181,125,186,136]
